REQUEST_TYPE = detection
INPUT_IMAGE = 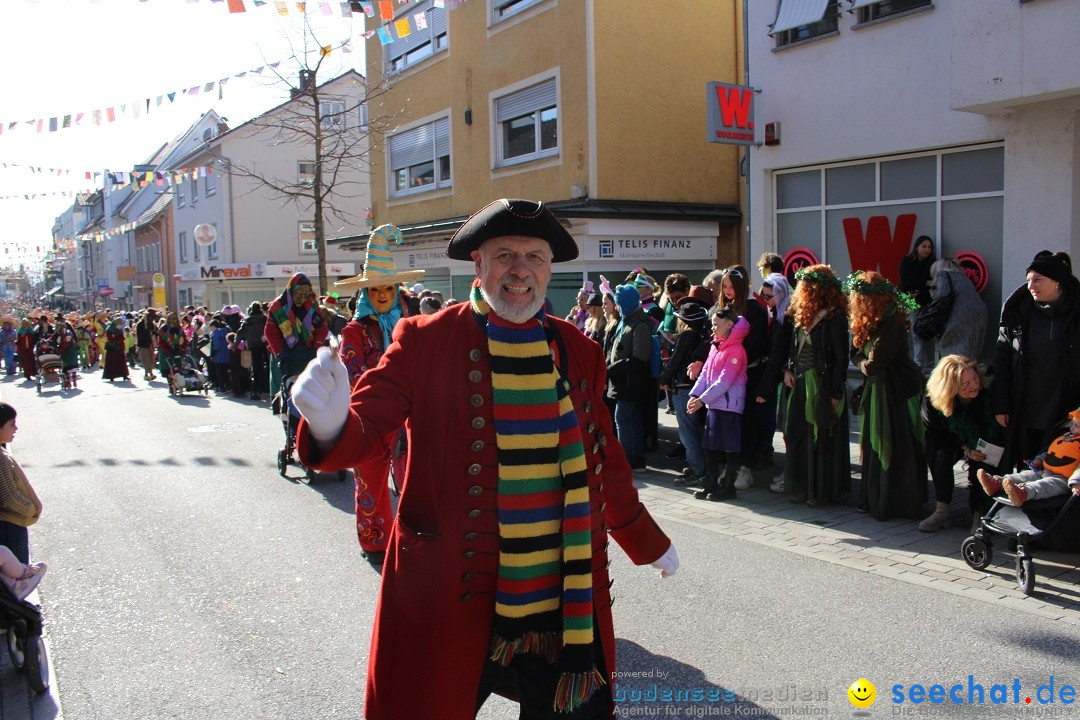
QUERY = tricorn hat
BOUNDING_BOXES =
[335,224,426,291]
[446,198,578,263]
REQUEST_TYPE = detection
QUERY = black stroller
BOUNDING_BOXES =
[962,493,1079,595]
[0,578,49,692]
[275,375,347,485]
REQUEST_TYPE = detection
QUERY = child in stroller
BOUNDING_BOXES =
[0,546,46,602]
[976,407,1080,506]
[33,336,69,393]
[169,355,210,396]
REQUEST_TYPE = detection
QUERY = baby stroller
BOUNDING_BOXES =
[34,338,70,394]
[962,493,1079,595]
[0,577,49,693]
[276,375,347,485]
[167,355,210,397]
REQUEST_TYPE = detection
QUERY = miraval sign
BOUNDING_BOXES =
[178,263,267,282]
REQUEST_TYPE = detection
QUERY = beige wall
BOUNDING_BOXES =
[591,0,741,205]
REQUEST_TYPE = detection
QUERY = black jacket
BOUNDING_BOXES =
[237,311,268,351]
[992,280,1080,464]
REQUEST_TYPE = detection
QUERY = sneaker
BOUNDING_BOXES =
[1002,478,1029,507]
[733,466,754,490]
[11,562,46,601]
[769,479,785,493]
[976,468,1003,496]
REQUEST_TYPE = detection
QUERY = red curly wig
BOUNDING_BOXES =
[787,264,848,332]
[847,270,911,348]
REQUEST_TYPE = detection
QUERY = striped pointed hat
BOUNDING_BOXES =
[334,223,425,291]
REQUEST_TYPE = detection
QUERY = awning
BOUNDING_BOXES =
[769,0,830,35]
[44,285,63,297]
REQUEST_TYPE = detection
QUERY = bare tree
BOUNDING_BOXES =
[210,21,400,295]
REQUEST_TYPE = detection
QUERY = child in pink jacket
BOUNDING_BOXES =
[687,307,749,501]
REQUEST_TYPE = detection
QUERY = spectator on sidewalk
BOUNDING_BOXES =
[0,403,42,564]
[237,302,269,400]
[661,288,713,487]
[900,235,936,377]
[921,354,1004,531]
[136,309,158,381]
[607,284,653,471]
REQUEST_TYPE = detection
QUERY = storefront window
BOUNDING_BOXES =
[942,147,1004,196]
[826,164,875,205]
[776,169,820,209]
[776,210,823,265]
[942,195,1004,359]
[881,156,936,200]
[825,202,935,282]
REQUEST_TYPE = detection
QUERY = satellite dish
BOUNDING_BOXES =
[194,224,217,246]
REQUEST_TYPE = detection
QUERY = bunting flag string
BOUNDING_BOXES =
[0,55,297,138]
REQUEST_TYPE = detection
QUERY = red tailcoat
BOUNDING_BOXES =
[298,303,670,719]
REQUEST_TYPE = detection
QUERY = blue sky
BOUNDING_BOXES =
[0,0,367,268]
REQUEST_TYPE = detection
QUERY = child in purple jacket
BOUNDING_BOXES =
[687,307,749,501]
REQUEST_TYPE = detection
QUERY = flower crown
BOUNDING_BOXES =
[794,267,842,290]
[842,272,919,313]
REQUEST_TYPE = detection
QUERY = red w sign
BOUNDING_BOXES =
[706,81,755,146]
[842,214,917,284]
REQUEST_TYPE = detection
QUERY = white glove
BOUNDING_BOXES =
[650,543,679,579]
[291,346,351,445]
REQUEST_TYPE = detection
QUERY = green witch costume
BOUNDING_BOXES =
[764,268,851,506]
[847,273,927,520]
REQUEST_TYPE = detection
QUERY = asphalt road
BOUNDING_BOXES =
[6,372,1079,719]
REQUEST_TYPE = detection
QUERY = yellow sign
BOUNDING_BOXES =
[153,288,167,308]
[116,265,136,282]
[152,273,165,287]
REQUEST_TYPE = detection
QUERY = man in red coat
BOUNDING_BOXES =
[294,199,678,719]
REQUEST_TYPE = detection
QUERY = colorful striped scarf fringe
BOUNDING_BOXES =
[472,286,602,714]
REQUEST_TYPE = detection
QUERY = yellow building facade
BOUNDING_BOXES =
[345,0,744,312]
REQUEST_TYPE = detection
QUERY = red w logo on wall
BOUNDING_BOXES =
[842,214,916,284]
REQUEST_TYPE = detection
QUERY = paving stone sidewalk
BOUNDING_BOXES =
[642,409,1080,624]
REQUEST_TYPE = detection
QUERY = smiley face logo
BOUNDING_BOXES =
[848,678,876,709]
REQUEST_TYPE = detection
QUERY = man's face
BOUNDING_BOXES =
[369,285,396,314]
[472,235,553,324]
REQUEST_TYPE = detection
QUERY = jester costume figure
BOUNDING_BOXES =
[334,224,424,566]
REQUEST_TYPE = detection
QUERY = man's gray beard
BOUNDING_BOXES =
[481,286,544,324]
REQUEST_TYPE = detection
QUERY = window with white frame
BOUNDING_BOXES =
[206,223,219,260]
[388,117,451,197]
[179,231,188,262]
[854,0,932,23]
[300,221,317,254]
[190,174,198,203]
[176,184,185,207]
[154,243,161,271]
[299,161,316,189]
[385,1,448,76]
[137,246,145,272]
[491,0,545,24]
[204,168,216,196]
[321,100,346,132]
[494,78,558,167]
[771,0,840,47]
[194,232,201,261]
[359,104,369,128]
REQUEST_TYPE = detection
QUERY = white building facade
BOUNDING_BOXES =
[747,0,1080,344]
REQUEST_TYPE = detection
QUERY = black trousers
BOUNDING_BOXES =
[475,644,612,720]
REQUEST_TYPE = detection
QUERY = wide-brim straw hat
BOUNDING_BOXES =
[0,315,15,325]
[335,223,425,291]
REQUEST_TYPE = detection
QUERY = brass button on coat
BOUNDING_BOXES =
[468,485,483,496]
[470,394,484,407]
[464,550,476,559]
[580,379,588,391]
[468,370,482,383]
[462,573,474,582]
[469,349,482,362]
[467,509,482,519]
[587,422,596,433]
[461,593,472,602]
[592,443,600,455]
[470,440,485,452]
[464,532,478,541]
[467,464,482,475]
[583,401,592,413]
[471,417,485,429]
[594,463,603,474]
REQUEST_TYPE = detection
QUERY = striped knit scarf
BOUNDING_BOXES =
[472,287,603,713]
